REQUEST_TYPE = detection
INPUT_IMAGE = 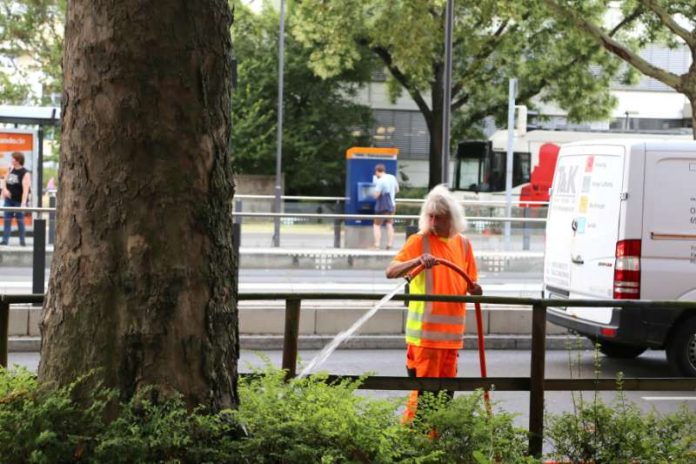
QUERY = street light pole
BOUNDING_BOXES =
[504,78,517,249]
[272,0,286,248]
[441,0,454,186]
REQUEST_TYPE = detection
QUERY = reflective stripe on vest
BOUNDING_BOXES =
[405,234,468,346]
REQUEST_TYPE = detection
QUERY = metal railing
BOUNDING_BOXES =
[0,206,547,243]
[1,205,547,221]
[235,193,550,207]
[231,211,545,222]
[2,292,695,457]
[1,204,546,294]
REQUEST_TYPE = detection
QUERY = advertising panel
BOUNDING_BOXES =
[0,128,38,227]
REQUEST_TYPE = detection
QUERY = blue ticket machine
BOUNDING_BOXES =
[344,147,398,247]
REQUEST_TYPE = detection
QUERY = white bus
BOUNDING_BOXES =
[450,127,692,204]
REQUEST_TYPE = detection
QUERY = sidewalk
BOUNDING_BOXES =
[1,244,544,272]
[8,297,582,353]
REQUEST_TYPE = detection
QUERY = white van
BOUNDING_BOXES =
[543,139,696,376]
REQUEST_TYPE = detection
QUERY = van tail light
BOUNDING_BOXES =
[613,239,641,299]
[600,327,617,338]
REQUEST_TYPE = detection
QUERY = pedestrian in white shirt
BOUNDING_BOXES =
[372,163,399,249]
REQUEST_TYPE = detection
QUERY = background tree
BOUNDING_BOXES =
[543,0,696,138]
[293,0,633,188]
[0,0,65,171]
[39,0,239,410]
[0,0,64,104]
[232,1,375,196]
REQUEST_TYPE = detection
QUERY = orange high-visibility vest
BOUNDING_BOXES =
[395,233,477,349]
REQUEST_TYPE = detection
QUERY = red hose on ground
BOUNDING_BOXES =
[405,258,492,414]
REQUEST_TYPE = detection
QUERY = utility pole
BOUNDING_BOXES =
[504,78,517,249]
[441,0,454,185]
[272,0,286,247]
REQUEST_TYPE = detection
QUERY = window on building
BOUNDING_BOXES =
[371,109,429,158]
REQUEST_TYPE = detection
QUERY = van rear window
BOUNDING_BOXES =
[646,157,696,235]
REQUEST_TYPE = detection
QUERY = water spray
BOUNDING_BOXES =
[297,280,407,378]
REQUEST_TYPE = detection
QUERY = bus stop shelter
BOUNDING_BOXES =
[0,104,60,207]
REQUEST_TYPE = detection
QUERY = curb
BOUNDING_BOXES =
[9,335,592,353]
[241,335,593,350]
[8,337,41,352]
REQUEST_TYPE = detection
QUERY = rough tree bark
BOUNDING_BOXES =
[39,0,238,410]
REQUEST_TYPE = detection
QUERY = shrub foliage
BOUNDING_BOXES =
[0,365,694,463]
[545,389,696,463]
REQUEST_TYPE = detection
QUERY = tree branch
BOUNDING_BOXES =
[452,20,511,98]
[543,0,682,90]
[451,93,469,111]
[454,11,641,119]
[457,77,549,129]
[608,6,644,36]
[639,0,694,48]
[369,44,433,125]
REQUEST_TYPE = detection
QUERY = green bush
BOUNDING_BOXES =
[545,345,696,463]
[407,391,535,464]
[546,389,696,463]
[231,366,536,463]
[0,367,112,464]
[0,365,36,396]
[2,364,694,463]
[92,388,243,463]
[0,365,530,463]
[395,187,428,200]
[0,367,243,464]
[230,368,420,463]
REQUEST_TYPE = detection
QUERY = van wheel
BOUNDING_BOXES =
[666,317,696,377]
[597,340,647,359]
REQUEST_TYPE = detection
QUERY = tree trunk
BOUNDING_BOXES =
[39,0,238,410]
[678,58,696,140]
[692,98,696,140]
[428,64,445,190]
[687,93,696,141]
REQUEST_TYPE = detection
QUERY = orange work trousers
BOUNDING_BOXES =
[402,344,458,423]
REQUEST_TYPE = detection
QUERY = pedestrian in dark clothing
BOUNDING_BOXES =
[1,152,31,246]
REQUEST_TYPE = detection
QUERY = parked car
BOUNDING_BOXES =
[543,139,696,376]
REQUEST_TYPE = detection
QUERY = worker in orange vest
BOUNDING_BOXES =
[386,184,482,423]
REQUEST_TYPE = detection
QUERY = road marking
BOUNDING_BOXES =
[641,396,696,401]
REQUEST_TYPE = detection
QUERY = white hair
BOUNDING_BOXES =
[418,184,468,236]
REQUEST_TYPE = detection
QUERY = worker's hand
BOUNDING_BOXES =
[418,253,439,269]
[469,282,483,296]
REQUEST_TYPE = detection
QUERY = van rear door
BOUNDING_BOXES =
[567,149,625,323]
[641,146,696,301]
[544,153,580,294]
[544,145,625,323]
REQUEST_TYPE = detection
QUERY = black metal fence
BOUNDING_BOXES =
[2,292,695,457]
